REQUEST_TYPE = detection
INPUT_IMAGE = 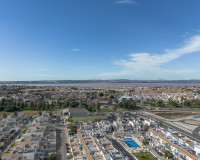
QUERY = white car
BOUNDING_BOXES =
[66,153,70,158]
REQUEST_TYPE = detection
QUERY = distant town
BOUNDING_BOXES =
[0,84,200,160]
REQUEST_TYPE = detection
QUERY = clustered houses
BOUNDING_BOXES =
[91,130,127,160]
[67,134,87,160]
[66,118,130,160]
[79,130,105,160]
[118,86,200,104]
[78,129,127,160]
[113,112,154,133]
[2,112,56,160]
[148,127,200,160]
[0,112,30,152]
[96,120,112,133]
[118,92,200,105]
[1,86,200,110]
[65,111,158,160]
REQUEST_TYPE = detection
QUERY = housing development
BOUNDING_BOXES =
[0,85,200,160]
[2,0,200,159]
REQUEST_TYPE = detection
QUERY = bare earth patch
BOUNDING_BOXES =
[185,120,200,125]
[23,111,39,116]
[154,112,199,119]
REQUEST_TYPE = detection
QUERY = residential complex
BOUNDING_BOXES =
[0,85,200,160]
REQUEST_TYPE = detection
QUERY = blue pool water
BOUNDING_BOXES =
[124,138,140,148]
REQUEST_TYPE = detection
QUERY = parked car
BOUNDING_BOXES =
[122,151,127,157]
[66,153,70,158]
[158,152,164,156]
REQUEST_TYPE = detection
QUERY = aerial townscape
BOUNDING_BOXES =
[1,0,200,160]
[0,83,200,160]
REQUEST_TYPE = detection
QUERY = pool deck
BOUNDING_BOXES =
[119,136,145,153]
[115,134,167,160]
[124,138,140,147]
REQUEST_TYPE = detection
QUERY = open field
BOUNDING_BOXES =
[23,110,40,116]
[150,110,200,119]
[0,112,12,116]
[155,112,198,119]
[72,116,108,122]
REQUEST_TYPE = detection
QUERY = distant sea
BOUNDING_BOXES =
[7,83,200,88]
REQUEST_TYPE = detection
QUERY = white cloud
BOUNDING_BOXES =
[100,35,200,79]
[72,49,80,52]
[115,0,138,5]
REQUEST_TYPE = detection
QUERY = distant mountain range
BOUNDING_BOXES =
[1,79,200,84]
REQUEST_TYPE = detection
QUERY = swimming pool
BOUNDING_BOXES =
[124,138,140,148]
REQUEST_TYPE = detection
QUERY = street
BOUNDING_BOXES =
[145,112,200,143]
[56,110,67,160]
[106,136,136,160]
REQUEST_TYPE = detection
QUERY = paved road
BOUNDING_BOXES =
[56,110,67,160]
[192,125,200,142]
[146,112,200,143]
[56,127,67,160]
[107,136,136,160]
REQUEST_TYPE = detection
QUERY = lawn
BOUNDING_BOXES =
[164,103,184,108]
[72,116,108,122]
[134,152,157,160]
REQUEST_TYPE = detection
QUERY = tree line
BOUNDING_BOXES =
[0,98,140,113]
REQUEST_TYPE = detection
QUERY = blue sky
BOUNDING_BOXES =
[1,0,200,80]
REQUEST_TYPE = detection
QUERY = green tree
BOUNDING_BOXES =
[158,121,163,127]
[119,99,137,110]
[184,100,191,107]
[170,101,179,107]
[69,125,77,135]
[49,152,56,160]
[99,93,104,97]
[49,111,53,116]
[14,112,18,117]
[20,102,25,110]
[39,111,42,116]
[97,103,101,111]
[30,101,34,109]
[164,150,173,159]
[3,113,7,118]
[68,116,73,123]
[157,100,164,107]
[69,100,79,108]
[193,99,200,107]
